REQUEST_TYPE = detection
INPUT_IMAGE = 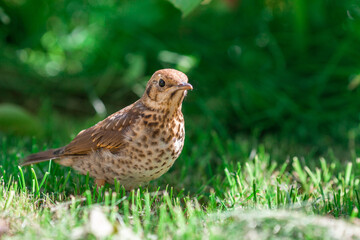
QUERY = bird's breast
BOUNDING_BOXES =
[124,111,185,179]
[134,112,185,156]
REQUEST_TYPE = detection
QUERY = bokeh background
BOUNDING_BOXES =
[1,0,360,154]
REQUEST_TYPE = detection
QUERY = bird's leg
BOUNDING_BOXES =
[95,179,106,190]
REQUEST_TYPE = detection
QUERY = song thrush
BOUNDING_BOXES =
[21,69,193,190]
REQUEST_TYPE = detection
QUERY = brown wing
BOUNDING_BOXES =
[63,101,145,155]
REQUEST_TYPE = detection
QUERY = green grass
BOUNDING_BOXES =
[1,131,360,239]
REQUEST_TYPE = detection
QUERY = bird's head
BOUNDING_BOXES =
[141,69,192,113]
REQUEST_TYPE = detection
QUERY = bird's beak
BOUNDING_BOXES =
[177,83,193,91]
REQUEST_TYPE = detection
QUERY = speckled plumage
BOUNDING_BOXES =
[21,69,192,190]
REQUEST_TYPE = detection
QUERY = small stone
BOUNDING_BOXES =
[89,207,114,238]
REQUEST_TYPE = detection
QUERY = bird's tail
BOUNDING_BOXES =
[20,147,65,166]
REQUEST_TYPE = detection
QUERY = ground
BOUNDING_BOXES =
[1,132,360,239]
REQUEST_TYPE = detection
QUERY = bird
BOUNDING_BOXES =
[21,69,193,190]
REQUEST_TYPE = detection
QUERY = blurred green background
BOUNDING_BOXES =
[1,0,360,151]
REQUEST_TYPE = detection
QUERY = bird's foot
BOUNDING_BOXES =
[95,179,106,191]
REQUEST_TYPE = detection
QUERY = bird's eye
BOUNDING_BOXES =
[159,79,165,87]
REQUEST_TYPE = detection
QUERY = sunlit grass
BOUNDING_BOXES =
[1,133,360,239]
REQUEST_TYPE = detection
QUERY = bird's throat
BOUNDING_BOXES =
[141,90,185,116]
